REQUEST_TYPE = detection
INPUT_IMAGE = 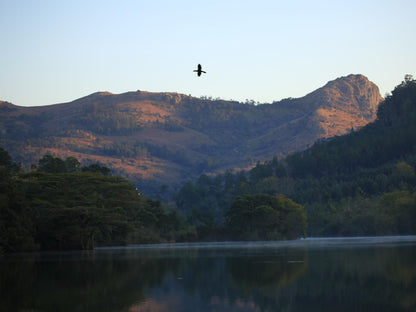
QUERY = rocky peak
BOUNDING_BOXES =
[311,74,383,119]
[0,74,385,190]
[303,74,384,138]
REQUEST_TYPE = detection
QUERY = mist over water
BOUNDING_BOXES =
[2,236,416,312]
[131,235,416,248]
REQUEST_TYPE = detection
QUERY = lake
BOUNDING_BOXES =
[1,236,416,312]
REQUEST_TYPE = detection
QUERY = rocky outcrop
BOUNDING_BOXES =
[0,74,383,192]
[304,74,383,138]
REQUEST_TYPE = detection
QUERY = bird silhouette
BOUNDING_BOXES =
[193,64,206,77]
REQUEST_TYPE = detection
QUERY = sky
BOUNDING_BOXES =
[1,0,415,107]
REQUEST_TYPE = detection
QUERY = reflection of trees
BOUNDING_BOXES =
[228,256,307,289]
[2,244,416,312]
[174,247,308,311]
[0,250,181,312]
[176,245,416,312]
[284,247,416,312]
[226,249,307,310]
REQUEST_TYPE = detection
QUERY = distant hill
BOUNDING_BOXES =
[173,76,416,237]
[0,74,382,195]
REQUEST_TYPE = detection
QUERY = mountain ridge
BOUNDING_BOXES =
[0,74,383,195]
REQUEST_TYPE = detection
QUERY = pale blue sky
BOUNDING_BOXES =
[1,0,415,106]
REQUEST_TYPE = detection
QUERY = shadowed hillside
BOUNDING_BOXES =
[0,74,382,196]
[173,76,415,237]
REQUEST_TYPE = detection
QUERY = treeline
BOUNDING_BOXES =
[1,149,307,253]
[226,193,306,240]
[0,110,49,140]
[101,142,190,165]
[175,76,416,237]
[180,96,303,142]
[77,102,140,135]
[0,150,196,253]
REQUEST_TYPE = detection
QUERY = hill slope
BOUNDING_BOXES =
[0,74,382,194]
[174,76,416,236]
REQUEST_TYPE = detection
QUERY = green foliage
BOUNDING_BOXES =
[38,154,66,173]
[286,76,416,179]
[81,163,111,175]
[282,77,416,235]
[380,190,416,234]
[174,76,416,237]
[0,149,37,252]
[175,172,250,223]
[19,171,134,249]
[0,150,194,252]
[0,147,12,168]
[225,194,306,240]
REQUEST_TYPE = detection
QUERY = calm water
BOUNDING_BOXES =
[1,236,416,312]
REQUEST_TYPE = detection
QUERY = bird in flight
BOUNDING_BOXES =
[193,64,206,77]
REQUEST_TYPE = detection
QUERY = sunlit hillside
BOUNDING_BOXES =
[0,74,382,196]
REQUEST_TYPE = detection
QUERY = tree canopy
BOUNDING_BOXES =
[174,76,416,237]
[225,194,306,240]
[0,150,195,253]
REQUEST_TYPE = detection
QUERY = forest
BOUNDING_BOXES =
[0,151,199,253]
[1,77,415,252]
[0,150,307,253]
[174,76,416,237]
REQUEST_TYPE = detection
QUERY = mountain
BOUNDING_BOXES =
[0,74,382,194]
[173,76,416,237]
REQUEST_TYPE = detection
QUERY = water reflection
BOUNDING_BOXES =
[1,250,181,311]
[1,237,415,311]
